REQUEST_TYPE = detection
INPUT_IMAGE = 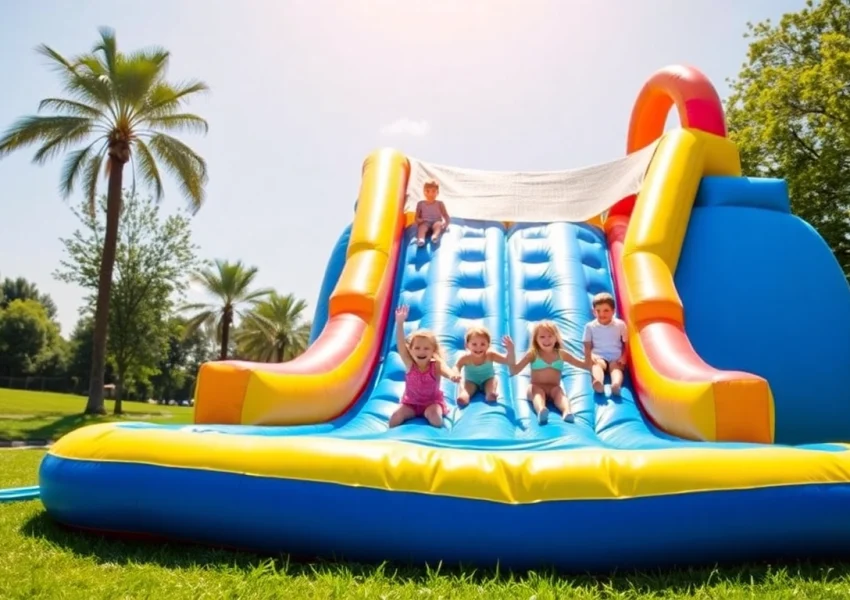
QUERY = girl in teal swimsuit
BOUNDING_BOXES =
[454,326,511,406]
[504,320,590,425]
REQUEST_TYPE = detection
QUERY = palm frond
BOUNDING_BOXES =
[93,26,118,75]
[38,98,106,119]
[81,151,106,214]
[143,80,210,116]
[147,133,207,212]
[113,48,170,112]
[0,115,92,158]
[36,44,113,110]
[59,138,106,197]
[32,123,100,165]
[132,138,164,201]
[141,113,209,135]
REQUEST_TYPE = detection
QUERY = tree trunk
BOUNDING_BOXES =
[275,341,286,363]
[85,147,128,415]
[114,373,124,415]
[219,306,232,360]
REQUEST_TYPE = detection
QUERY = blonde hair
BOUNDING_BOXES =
[464,326,491,346]
[592,292,616,310]
[529,320,565,356]
[406,329,446,360]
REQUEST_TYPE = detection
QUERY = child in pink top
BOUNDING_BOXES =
[389,305,461,428]
[415,179,450,247]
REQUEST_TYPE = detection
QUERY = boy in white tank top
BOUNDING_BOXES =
[583,292,628,396]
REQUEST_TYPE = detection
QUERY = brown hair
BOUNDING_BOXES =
[529,320,564,356]
[423,179,439,191]
[464,326,491,346]
[591,292,616,310]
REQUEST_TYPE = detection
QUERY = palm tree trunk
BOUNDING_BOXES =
[85,148,127,415]
[275,341,285,363]
[219,307,232,360]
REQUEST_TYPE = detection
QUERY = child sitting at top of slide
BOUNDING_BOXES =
[504,321,590,425]
[414,179,450,246]
[583,292,628,396]
[453,326,512,406]
[389,305,461,428]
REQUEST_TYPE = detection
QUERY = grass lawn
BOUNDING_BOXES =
[2,452,850,599]
[0,388,194,442]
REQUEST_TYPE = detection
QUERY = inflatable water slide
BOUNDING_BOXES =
[38,65,850,572]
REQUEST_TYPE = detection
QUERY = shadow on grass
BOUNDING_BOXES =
[0,412,191,442]
[20,511,850,592]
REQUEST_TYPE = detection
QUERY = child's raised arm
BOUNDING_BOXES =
[487,348,510,365]
[395,306,412,370]
[502,335,532,376]
[559,347,592,371]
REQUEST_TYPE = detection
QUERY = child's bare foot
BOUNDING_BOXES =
[457,392,470,407]
[485,391,498,402]
[431,233,441,244]
[610,382,622,396]
[537,407,549,425]
[416,238,425,247]
[592,379,604,394]
[563,412,575,423]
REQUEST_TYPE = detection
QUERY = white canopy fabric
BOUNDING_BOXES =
[405,140,660,223]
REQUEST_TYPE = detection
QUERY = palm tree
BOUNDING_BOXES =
[181,260,272,360]
[236,292,312,362]
[0,28,209,415]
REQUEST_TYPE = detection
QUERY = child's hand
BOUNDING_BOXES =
[395,305,409,323]
[449,370,461,383]
[502,335,514,352]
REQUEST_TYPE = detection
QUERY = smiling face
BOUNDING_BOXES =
[409,334,436,363]
[467,334,489,356]
[594,303,614,325]
[535,328,557,350]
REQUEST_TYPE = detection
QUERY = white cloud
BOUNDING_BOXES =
[379,118,431,136]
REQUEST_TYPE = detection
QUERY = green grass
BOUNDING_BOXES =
[0,388,194,442]
[2,452,850,599]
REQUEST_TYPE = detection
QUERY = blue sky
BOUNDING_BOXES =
[0,0,802,335]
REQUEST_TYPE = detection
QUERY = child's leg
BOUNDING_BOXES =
[457,380,477,407]
[430,221,444,243]
[591,356,606,393]
[389,404,417,427]
[416,222,430,246]
[550,386,575,422]
[527,384,549,424]
[483,377,498,402]
[423,403,444,428]
[610,364,624,396]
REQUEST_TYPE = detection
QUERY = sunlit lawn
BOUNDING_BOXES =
[0,388,193,441]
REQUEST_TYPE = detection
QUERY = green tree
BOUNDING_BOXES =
[55,191,200,414]
[0,299,60,376]
[236,292,312,362]
[0,275,59,322]
[181,260,272,360]
[0,27,209,415]
[725,0,850,279]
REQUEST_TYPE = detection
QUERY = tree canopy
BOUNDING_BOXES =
[725,0,850,280]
